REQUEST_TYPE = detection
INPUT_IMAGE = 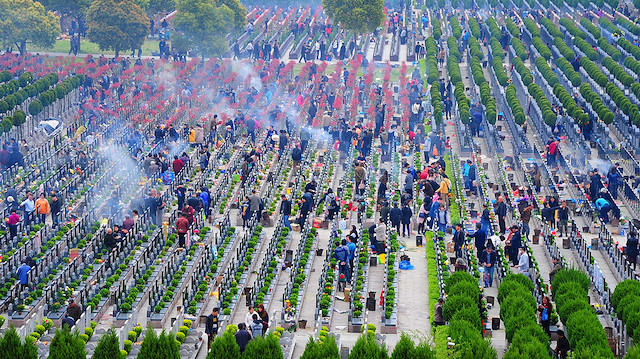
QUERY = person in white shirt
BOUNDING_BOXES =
[516,247,531,280]
[244,305,256,328]
[20,194,35,226]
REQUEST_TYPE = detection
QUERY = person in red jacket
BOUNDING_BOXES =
[176,212,190,248]
[6,209,19,240]
[172,156,184,174]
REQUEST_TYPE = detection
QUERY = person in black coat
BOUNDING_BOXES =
[401,203,413,237]
[390,203,402,234]
[280,195,292,230]
[627,230,639,270]
[495,196,507,234]
[467,222,487,258]
[453,223,466,259]
[507,225,522,266]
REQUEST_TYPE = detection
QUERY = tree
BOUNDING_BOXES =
[48,328,86,359]
[86,0,149,58]
[147,0,175,16]
[0,325,37,359]
[207,332,240,359]
[0,0,61,55]
[322,0,384,34]
[44,0,91,24]
[92,329,120,359]
[173,0,246,58]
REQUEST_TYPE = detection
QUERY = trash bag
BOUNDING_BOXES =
[399,260,414,270]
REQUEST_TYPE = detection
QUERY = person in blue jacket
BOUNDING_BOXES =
[334,239,350,282]
[595,197,611,223]
[346,236,356,275]
[467,222,487,258]
[607,164,623,200]
[17,260,31,291]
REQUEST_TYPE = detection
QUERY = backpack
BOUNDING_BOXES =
[329,195,338,210]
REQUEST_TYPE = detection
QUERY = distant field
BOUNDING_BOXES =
[28,39,161,57]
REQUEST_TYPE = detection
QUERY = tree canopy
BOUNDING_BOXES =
[86,0,149,58]
[173,0,246,58]
[147,0,175,15]
[322,0,384,34]
[42,0,91,22]
[0,0,61,55]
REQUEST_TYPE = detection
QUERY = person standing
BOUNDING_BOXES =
[346,235,356,275]
[481,245,497,287]
[481,203,491,235]
[249,313,263,338]
[495,196,507,234]
[555,330,570,359]
[516,247,531,280]
[468,222,487,258]
[205,308,219,350]
[389,203,402,234]
[627,230,638,271]
[549,257,563,283]
[334,239,350,282]
[433,298,445,326]
[453,223,465,259]
[556,200,569,237]
[50,194,61,226]
[416,201,429,234]
[608,163,623,200]
[279,195,292,231]
[20,193,34,227]
[401,203,413,237]
[235,323,252,353]
[257,304,269,335]
[538,296,553,336]
[16,260,31,291]
[520,202,533,240]
[6,209,19,240]
[176,212,190,248]
[507,225,522,266]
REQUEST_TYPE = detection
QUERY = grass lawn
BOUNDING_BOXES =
[28,39,161,57]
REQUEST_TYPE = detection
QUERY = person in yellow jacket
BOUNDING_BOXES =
[437,174,452,209]
[35,193,50,224]
[188,126,196,145]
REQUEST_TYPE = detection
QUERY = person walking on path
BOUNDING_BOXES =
[434,298,445,326]
[416,201,429,234]
[279,195,292,231]
[468,222,487,258]
[205,308,219,350]
[481,245,497,287]
[334,239,351,282]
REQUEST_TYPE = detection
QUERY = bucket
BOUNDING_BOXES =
[313,218,322,228]
[298,319,307,329]
[286,188,292,195]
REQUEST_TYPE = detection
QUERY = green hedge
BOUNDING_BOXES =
[506,84,525,125]
[552,269,613,358]
[617,17,640,36]
[528,83,556,126]
[470,57,486,86]
[541,18,562,38]
[489,37,504,60]
[511,38,527,60]
[580,17,601,39]
[450,16,461,39]
[447,56,462,85]
[448,36,460,62]
[574,36,598,61]
[554,36,575,60]
[560,18,586,39]
[580,57,608,87]
[619,38,640,62]
[580,83,614,124]
[612,280,640,343]
[535,56,558,87]
[556,57,581,88]
[486,17,501,39]
[597,37,621,61]
[432,18,442,40]
[506,18,520,38]
[493,57,508,87]
[469,37,484,61]
[602,57,634,87]
[431,82,443,125]
[532,37,551,61]
[600,18,620,34]
[469,17,481,39]
[453,81,471,124]
[606,82,640,125]
[512,57,533,86]
[553,83,588,125]
[524,18,540,38]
